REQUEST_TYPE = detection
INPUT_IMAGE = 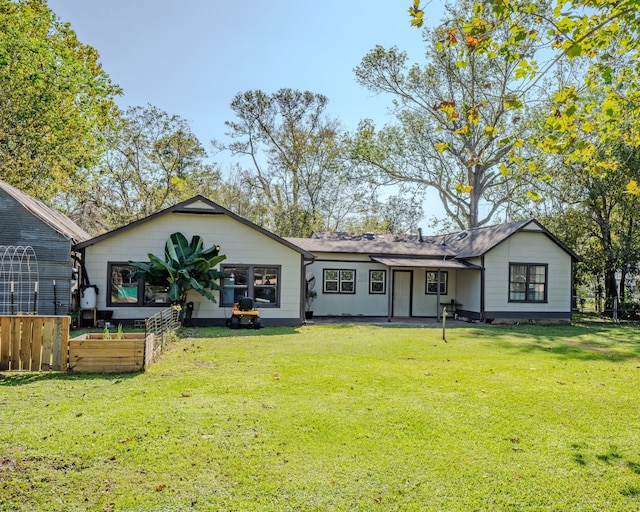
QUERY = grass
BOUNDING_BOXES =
[1,321,640,511]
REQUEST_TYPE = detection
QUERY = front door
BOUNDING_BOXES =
[392,270,412,317]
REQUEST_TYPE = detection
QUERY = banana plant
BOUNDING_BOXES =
[129,232,227,310]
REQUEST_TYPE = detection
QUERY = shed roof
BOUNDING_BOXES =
[370,257,482,270]
[0,181,90,243]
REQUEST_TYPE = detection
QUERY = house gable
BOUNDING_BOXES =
[483,230,573,318]
[76,196,313,326]
[452,219,579,262]
[74,195,313,260]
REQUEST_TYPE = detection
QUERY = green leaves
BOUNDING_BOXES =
[89,105,220,232]
[129,232,227,308]
[408,0,425,27]
[565,43,582,59]
[443,0,640,196]
[0,0,120,200]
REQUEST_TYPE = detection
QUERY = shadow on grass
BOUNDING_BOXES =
[570,443,640,497]
[0,371,139,387]
[178,321,640,362]
[177,325,302,339]
[468,322,640,362]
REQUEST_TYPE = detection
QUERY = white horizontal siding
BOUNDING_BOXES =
[411,268,457,317]
[83,213,303,321]
[306,259,389,316]
[308,259,472,317]
[454,267,482,314]
[484,232,571,313]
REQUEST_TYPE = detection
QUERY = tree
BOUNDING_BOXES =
[527,79,640,308]
[0,0,120,200]
[341,191,425,235]
[353,1,543,229]
[75,105,222,232]
[211,164,273,227]
[215,88,374,237]
[129,232,227,322]
[532,138,639,311]
[410,0,640,196]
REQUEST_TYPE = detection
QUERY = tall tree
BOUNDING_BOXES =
[532,138,639,309]
[353,1,544,229]
[410,0,640,196]
[215,88,374,237]
[73,105,222,232]
[0,0,120,199]
[342,191,425,235]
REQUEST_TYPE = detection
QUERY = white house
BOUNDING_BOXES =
[287,219,579,323]
[73,194,578,326]
[73,196,314,326]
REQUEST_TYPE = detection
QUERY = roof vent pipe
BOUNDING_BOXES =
[418,228,424,243]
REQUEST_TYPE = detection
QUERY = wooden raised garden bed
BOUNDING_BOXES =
[69,332,155,373]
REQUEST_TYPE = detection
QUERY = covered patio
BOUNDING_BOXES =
[370,257,483,322]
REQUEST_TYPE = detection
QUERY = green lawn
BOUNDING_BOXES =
[1,322,640,511]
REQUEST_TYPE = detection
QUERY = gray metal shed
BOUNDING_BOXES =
[0,181,89,315]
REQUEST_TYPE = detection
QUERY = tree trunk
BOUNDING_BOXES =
[604,268,618,316]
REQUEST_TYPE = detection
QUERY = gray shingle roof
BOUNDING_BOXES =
[286,232,456,258]
[0,181,90,243]
[444,220,530,259]
[286,218,579,262]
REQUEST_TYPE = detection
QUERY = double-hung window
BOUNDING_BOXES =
[509,263,547,302]
[220,265,280,307]
[323,269,356,294]
[425,271,448,295]
[107,263,170,307]
[369,270,386,294]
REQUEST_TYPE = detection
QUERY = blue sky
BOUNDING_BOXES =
[48,0,446,217]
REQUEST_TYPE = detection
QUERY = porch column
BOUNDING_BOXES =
[436,269,441,321]
[387,268,392,322]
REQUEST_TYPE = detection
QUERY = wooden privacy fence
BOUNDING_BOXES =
[0,315,69,371]
[1,307,180,373]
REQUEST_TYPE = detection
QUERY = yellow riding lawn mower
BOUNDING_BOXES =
[228,296,262,329]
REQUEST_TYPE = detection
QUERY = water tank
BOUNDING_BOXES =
[80,286,97,309]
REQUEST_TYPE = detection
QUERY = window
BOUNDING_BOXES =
[220,265,280,307]
[369,270,386,294]
[509,263,547,302]
[107,263,170,307]
[323,269,356,294]
[426,271,448,295]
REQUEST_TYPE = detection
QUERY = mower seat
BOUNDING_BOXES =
[237,297,254,311]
